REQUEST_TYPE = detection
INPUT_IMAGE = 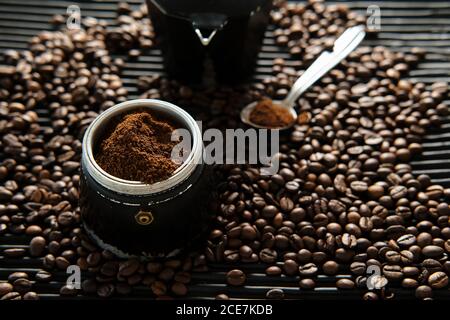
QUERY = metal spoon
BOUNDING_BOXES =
[241,25,366,130]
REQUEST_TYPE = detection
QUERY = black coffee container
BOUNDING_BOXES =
[146,0,273,84]
[80,99,212,258]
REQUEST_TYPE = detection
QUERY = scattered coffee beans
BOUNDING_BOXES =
[266,288,285,299]
[226,269,246,286]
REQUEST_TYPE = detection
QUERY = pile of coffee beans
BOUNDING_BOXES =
[271,0,370,64]
[141,0,450,300]
[105,3,155,57]
[0,2,206,300]
[1,0,449,300]
[51,3,154,58]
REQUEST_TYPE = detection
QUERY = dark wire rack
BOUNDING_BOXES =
[0,0,449,300]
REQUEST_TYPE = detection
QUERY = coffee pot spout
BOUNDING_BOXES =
[194,28,218,46]
[190,13,227,46]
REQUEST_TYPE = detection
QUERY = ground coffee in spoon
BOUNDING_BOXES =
[95,111,180,184]
[249,98,294,128]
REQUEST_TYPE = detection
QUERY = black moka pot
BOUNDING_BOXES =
[146,0,273,84]
[80,99,214,258]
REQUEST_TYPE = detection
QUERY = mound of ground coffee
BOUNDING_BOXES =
[95,111,180,184]
[249,98,294,128]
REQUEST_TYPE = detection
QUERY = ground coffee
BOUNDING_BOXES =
[95,111,179,184]
[249,98,294,128]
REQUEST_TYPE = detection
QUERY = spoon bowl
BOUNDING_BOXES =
[240,25,366,130]
[240,100,298,130]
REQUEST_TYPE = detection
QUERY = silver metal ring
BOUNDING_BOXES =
[82,99,203,195]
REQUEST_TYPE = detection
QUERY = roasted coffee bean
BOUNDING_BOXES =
[1,291,21,300]
[329,199,346,214]
[322,261,339,275]
[444,240,450,253]
[118,259,140,277]
[443,261,450,273]
[359,217,373,232]
[385,251,401,264]
[165,260,182,269]
[335,248,354,263]
[415,285,433,299]
[266,266,282,276]
[418,269,431,284]
[0,282,13,296]
[86,252,101,266]
[97,283,114,298]
[266,288,284,299]
[350,262,366,275]
[396,234,416,247]
[341,233,357,248]
[171,282,188,296]
[23,292,39,300]
[151,281,167,296]
[101,261,119,277]
[327,223,342,235]
[57,212,74,226]
[422,259,442,273]
[35,270,52,282]
[25,225,42,236]
[417,233,432,247]
[355,276,368,288]
[400,250,414,265]
[403,266,420,277]
[283,259,299,276]
[363,292,379,300]
[59,284,78,296]
[299,278,315,290]
[428,271,448,289]
[239,245,253,259]
[299,263,318,277]
[8,272,28,282]
[402,278,419,289]
[350,181,368,193]
[174,272,191,284]
[127,274,142,286]
[260,248,277,263]
[81,279,97,294]
[334,175,347,193]
[383,265,403,280]
[146,262,163,274]
[262,205,278,219]
[241,225,257,240]
[336,279,355,289]
[4,248,26,258]
[368,185,384,199]
[29,236,46,257]
[226,269,246,286]
[224,250,239,263]
[422,245,444,257]
[55,256,70,270]
[215,294,229,300]
[158,268,175,282]
[390,186,407,200]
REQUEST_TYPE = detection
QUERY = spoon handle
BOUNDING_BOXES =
[282,25,366,108]
[283,51,331,108]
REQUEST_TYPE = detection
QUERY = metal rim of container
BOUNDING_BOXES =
[82,99,203,195]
